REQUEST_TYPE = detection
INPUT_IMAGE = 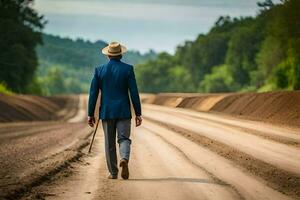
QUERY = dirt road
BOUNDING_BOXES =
[0,95,93,199]
[18,102,299,200]
[1,95,299,200]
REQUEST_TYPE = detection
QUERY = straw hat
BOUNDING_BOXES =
[102,42,127,56]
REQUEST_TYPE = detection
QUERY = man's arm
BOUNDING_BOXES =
[128,66,142,126]
[88,68,100,127]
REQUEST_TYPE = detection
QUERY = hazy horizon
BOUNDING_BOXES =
[34,0,280,53]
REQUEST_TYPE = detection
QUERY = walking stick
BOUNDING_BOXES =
[88,119,100,153]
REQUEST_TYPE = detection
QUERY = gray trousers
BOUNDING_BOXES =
[102,119,131,175]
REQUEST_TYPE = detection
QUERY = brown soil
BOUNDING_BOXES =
[0,94,78,122]
[145,117,300,199]
[144,91,300,127]
[1,93,298,200]
[0,95,91,199]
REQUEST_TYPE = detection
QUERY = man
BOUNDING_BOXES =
[87,42,142,180]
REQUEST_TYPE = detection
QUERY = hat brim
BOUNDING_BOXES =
[101,45,127,56]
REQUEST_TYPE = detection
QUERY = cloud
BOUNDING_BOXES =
[34,0,265,53]
[35,0,259,23]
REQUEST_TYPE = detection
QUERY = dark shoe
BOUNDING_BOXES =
[119,159,129,180]
[108,174,118,179]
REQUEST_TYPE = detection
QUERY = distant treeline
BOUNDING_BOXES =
[36,34,156,95]
[136,0,300,93]
[0,0,156,95]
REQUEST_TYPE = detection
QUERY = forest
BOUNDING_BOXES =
[0,0,156,95]
[136,0,300,93]
[36,34,156,95]
[0,0,299,95]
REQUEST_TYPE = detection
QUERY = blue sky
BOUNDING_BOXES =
[34,0,279,53]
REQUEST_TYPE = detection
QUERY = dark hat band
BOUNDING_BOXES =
[108,48,121,54]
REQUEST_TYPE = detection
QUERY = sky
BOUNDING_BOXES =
[34,0,279,53]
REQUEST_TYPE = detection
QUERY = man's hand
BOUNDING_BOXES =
[88,116,96,127]
[135,116,142,127]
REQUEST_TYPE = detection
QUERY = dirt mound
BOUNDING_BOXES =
[0,94,79,122]
[144,91,300,127]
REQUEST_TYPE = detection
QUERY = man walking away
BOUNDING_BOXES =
[87,42,142,180]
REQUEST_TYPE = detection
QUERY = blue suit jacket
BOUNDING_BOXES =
[88,58,142,120]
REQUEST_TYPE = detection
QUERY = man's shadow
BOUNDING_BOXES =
[127,177,228,186]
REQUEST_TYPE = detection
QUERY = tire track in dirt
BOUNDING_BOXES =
[143,106,300,175]
[0,122,68,141]
[145,117,300,198]
[0,123,93,199]
[39,123,241,200]
[144,104,300,145]
[16,101,299,200]
[3,95,298,199]
[0,95,92,199]
[142,120,294,200]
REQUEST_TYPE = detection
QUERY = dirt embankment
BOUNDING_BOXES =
[0,94,91,199]
[0,94,79,122]
[142,91,300,127]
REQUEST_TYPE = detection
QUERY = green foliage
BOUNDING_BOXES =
[37,35,107,69]
[38,67,66,95]
[136,0,300,93]
[25,76,44,95]
[262,0,300,90]
[38,65,90,96]
[255,36,283,80]
[45,67,66,94]
[136,53,174,93]
[0,0,45,93]
[37,34,157,70]
[64,78,86,94]
[225,21,263,87]
[37,34,157,95]
[175,31,230,86]
[168,65,195,92]
[136,53,195,93]
[0,82,13,95]
[271,52,300,90]
[200,65,236,93]
[2,0,299,94]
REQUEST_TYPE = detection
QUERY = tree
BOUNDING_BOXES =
[257,0,274,10]
[135,0,300,93]
[0,0,45,93]
[41,67,66,95]
[255,36,284,88]
[263,0,300,90]
[136,53,195,93]
[136,53,175,93]
[200,65,235,93]
[225,20,263,87]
